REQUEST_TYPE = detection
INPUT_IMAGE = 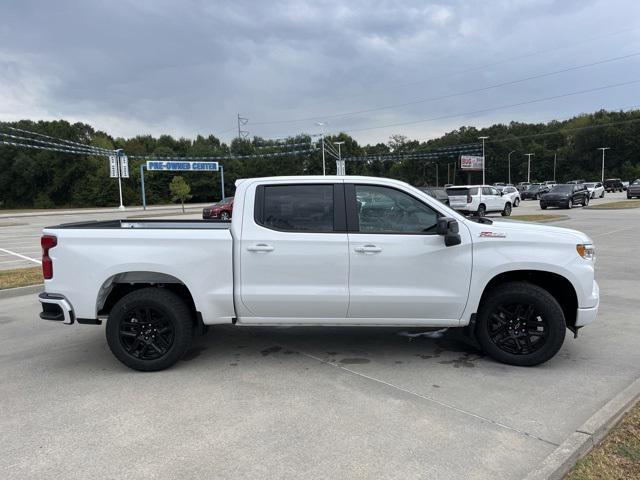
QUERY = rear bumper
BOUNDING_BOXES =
[38,292,75,325]
[575,280,599,327]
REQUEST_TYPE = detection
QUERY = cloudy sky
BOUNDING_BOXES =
[1,0,639,145]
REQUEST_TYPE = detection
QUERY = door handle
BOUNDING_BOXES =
[354,244,382,253]
[247,243,274,252]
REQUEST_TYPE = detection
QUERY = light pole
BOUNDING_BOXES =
[315,122,327,175]
[597,147,610,183]
[553,152,557,182]
[334,141,345,175]
[525,153,534,183]
[508,150,516,184]
[478,136,489,184]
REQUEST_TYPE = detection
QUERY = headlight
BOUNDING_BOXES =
[576,243,595,261]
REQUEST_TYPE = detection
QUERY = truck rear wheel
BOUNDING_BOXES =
[475,282,566,366]
[106,288,193,371]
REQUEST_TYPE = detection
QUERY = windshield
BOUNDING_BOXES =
[585,183,595,188]
[551,185,573,193]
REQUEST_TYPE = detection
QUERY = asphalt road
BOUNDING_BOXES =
[1,192,639,479]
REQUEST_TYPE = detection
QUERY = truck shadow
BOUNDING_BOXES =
[183,325,485,369]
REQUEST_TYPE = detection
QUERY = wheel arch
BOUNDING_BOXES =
[476,270,578,328]
[96,271,198,322]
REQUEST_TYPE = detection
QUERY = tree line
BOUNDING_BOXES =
[1,108,639,209]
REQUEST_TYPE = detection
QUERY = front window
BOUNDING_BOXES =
[355,185,439,234]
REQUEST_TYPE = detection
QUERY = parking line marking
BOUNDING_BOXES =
[0,248,41,264]
[299,350,559,447]
[592,226,634,237]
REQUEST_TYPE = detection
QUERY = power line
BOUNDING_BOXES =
[0,124,114,154]
[250,51,640,126]
[0,139,112,156]
[0,131,110,156]
[129,147,318,161]
[342,79,640,133]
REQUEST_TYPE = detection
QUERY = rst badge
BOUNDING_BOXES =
[479,231,507,238]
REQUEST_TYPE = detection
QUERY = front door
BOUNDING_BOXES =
[238,182,349,322]
[346,183,472,324]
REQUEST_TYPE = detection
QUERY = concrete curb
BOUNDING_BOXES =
[523,376,640,480]
[0,284,44,300]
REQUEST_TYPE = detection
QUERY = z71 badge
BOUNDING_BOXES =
[479,231,507,238]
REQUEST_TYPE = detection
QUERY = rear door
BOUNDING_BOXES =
[238,182,349,321]
[346,183,472,324]
[447,187,469,210]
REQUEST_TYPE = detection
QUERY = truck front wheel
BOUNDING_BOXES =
[106,288,193,371]
[475,282,566,366]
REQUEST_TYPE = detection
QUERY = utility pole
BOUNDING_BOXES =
[116,148,125,211]
[553,152,557,182]
[478,136,489,184]
[237,113,249,140]
[315,122,326,175]
[508,150,516,184]
[334,141,345,175]
[447,163,450,185]
[597,147,610,183]
[525,153,534,183]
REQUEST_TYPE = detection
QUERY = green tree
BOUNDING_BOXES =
[169,176,192,212]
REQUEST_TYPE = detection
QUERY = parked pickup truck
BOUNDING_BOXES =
[39,176,599,371]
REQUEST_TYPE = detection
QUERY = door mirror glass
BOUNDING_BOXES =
[436,217,461,247]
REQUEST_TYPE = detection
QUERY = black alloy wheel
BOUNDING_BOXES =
[486,303,547,355]
[118,307,175,360]
[475,282,566,366]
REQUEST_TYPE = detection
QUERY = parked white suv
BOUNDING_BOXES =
[500,186,521,207]
[446,185,512,216]
[584,182,605,199]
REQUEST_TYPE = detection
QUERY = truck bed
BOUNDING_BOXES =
[48,219,231,230]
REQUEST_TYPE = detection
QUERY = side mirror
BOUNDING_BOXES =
[437,217,461,247]
[500,191,504,196]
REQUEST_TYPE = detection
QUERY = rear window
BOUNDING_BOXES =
[259,184,334,232]
[447,187,476,196]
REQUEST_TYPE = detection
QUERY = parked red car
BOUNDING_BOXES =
[202,197,234,220]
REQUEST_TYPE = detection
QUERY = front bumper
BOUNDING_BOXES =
[575,280,599,327]
[38,292,75,324]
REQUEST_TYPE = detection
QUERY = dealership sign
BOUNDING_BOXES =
[146,161,219,172]
[460,155,484,171]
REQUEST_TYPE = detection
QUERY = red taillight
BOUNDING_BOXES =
[41,235,57,279]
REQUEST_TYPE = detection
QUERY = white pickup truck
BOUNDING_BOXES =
[39,176,599,371]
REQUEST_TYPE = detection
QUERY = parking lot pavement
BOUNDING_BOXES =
[1,200,639,479]
[0,207,204,271]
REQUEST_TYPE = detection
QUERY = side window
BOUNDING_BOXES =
[482,187,492,195]
[354,185,439,234]
[259,184,334,232]
[490,187,500,195]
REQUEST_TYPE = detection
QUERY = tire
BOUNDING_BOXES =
[583,196,589,207]
[476,204,486,217]
[501,202,512,216]
[220,211,230,221]
[600,191,605,198]
[540,204,547,210]
[475,282,566,366]
[106,288,194,371]
[514,198,520,207]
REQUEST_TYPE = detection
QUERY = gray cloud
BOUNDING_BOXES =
[1,0,639,145]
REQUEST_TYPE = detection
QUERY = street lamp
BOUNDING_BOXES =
[334,141,345,175]
[478,136,489,184]
[508,150,516,184]
[524,153,534,183]
[315,121,327,176]
[597,147,610,183]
